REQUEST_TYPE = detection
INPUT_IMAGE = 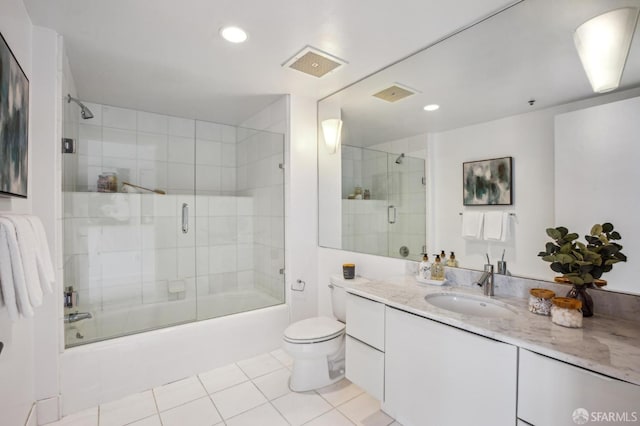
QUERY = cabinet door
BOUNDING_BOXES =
[345,336,384,400]
[384,307,517,426]
[518,349,640,426]
[346,293,385,350]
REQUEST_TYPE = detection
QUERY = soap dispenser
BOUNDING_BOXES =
[431,255,445,281]
[446,251,459,267]
[440,250,447,264]
[419,254,432,279]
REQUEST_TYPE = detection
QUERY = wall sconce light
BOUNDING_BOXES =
[321,118,343,154]
[573,7,639,93]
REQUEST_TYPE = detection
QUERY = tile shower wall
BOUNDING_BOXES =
[63,104,237,194]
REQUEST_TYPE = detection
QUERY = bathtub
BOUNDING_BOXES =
[60,299,289,415]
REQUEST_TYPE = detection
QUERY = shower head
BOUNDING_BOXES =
[395,153,405,164]
[67,94,94,120]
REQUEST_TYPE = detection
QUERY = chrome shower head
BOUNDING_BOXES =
[395,153,405,164]
[67,94,94,120]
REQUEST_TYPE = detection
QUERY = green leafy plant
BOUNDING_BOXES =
[538,223,627,285]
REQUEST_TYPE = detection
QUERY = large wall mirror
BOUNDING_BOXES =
[318,0,640,295]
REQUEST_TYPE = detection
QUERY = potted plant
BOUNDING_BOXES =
[538,223,626,317]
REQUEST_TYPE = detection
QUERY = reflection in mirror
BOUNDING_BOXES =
[318,0,640,295]
[341,145,426,261]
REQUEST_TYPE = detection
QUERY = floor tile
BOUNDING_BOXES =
[210,381,267,419]
[272,391,333,426]
[153,376,207,412]
[128,414,162,425]
[270,348,294,367]
[316,379,364,407]
[199,363,249,394]
[337,393,386,426]
[303,409,355,426]
[361,410,394,426]
[47,407,98,426]
[160,396,222,426]
[225,403,289,426]
[99,390,157,426]
[237,353,283,378]
[252,368,291,400]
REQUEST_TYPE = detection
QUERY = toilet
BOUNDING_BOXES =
[283,275,369,392]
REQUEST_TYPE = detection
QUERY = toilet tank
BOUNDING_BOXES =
[330,275,369,322]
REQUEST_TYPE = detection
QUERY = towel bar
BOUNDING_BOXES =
[459,212,516,216]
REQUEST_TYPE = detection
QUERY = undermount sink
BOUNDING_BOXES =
[424,293,518,318]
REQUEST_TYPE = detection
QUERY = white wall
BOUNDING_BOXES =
[431,109,555,279]
[555,96,640,294]
[0,2,36,425]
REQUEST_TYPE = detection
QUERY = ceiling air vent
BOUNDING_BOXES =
[373,84,417,103]
[283,46,347,78]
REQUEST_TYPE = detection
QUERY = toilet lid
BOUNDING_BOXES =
[283,317,345,342]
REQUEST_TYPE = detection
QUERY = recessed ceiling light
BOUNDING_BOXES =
[220,26,248,43]
[423,104,440,111]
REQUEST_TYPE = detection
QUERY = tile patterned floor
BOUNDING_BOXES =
[48,349,401,426]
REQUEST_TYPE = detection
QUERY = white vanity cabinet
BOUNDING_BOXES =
[518,349,640,426]
[384,307,518,426]
[345,293,385,400]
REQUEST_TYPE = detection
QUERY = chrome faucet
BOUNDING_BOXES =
[476,263,495,296]
[64,311,93,323]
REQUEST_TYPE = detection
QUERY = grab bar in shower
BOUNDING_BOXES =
[182,203,189,234]
[388,205,397,224]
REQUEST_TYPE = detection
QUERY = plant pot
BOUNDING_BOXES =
[566,284,594,317]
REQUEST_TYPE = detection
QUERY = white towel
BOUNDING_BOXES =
[25,216,55,293]
[4,215,44,308]
[484,211,510,242]
[0,224,20,321]
[461,212,484,239]
[0,218,34,318]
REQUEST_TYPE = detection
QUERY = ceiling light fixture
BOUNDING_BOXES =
[423,104,440,111]
[573,7,639,93]
[220,26,248,43]
[321,119,343,154]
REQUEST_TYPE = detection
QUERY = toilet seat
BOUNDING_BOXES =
[283,317,345,344]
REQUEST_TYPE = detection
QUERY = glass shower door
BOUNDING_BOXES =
[387,153,426,261]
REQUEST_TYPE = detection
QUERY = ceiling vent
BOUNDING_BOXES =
[373,84,418,103]
[283,46,347,78]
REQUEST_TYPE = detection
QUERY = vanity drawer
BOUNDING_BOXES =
[518,349,640,426]
[345,335,384,400]
[346,293,385,351]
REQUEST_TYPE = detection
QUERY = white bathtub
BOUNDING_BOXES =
[60,300,289,415]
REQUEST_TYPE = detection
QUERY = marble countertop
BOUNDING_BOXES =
[347,276,640,386]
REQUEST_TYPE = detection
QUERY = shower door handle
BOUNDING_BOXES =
[388,205,396,224]
[182,203,189,234]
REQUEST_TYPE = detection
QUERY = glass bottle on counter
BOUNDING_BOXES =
[419,254,432,279]
[430,255,445,281]
[446,252,458,267]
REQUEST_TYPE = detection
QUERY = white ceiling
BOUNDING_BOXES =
[23,0,516,125]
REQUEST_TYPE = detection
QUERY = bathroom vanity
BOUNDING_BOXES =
[344,277,640,426]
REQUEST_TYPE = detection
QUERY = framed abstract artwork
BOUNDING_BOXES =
[0,32,29,198]
[463,156,512,206]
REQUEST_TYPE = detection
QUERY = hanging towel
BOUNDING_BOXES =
[484,211,510,242]
[461,212,484,239]
[0,218,34,318]
[4,215,44,308]
[25,216,55,293]
[0,224,19,321]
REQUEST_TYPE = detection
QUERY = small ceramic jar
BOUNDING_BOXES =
[528,288,555,316]
[551,297,583,328]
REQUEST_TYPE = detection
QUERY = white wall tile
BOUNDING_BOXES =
[196,121,222,141]
[102,128,137,158]
[137,133,168,162]
[195,165,221,192]
[168,135,195,164]
[167,163,195,191]
[142,249,178,281]
[102,105,137,130]
[137,111,168,135]
[78,124,102,156]
[196,140,222,166]
[168,117,195,138]
[221,125,236,144]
